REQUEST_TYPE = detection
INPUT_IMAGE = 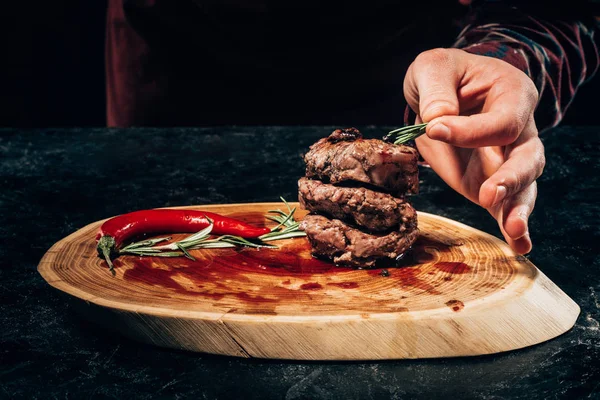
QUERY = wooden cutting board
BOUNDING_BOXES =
[38,203,579,360]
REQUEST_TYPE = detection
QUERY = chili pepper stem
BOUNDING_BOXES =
[97,235,117,276]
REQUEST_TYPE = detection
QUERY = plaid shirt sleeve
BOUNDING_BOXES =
[452,2,600,132]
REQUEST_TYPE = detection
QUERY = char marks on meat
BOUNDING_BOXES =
[300,214,418,268]
[298,177,417,232]
[327,127,363,143]
[304,130,419,195]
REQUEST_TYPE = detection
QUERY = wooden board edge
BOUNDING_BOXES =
[219,271,581,359]
[37,219,103,285]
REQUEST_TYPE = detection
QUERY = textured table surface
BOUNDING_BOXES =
[1,126,599,399]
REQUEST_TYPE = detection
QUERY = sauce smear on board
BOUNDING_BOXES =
[116,234,473,313]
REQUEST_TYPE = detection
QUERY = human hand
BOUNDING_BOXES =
[403,48,545,254]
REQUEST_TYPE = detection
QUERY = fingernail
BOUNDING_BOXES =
[523,231,531,251]
[429,123,451,141]
[494,185,507,205]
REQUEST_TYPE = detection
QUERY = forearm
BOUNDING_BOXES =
[453,2,599,131]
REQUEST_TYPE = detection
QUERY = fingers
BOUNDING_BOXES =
[479,117,542,254]
[426,61,538,148]
[405,49,543,255]
[489,183,537,254]
[479,118,545,209]
[404,49,461,122]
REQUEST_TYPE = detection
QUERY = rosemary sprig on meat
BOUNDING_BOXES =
[383,123,427,145]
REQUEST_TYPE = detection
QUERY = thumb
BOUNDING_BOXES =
[404,49,461,124]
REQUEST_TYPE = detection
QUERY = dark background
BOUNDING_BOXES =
[3,1,599,128]
[5,2,108,127]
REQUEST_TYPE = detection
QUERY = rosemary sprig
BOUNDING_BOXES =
[259,197,306,242]
[383,123,428,145]
[117,199,305,260]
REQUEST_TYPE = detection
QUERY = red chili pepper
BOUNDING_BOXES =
[96,209,271,274]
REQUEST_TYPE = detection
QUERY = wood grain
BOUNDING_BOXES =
[38,203,580,360]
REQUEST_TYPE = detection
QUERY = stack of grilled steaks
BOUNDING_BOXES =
[298,128,419,268]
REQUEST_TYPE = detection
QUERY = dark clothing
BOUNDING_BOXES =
[106,1,599,129]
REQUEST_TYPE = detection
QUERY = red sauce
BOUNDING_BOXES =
[434,262,471,274]
[405,236,450,263]
[220,247,339,275]
[116,232,467,311]
[393,266,440,294]
[120,241,342,298]
[300,282,323,290]
[445,299,464,312]
[327,282,359,289]
[365,266,439,293]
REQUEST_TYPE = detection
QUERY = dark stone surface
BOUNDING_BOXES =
[1,126,599,399]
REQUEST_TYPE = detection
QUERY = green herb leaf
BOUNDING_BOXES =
[176,242,196,261]
[384,123,427,145]
[121,236,171,251]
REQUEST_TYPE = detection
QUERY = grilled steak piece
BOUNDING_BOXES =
[298,177,417,232]
[304,128,419,195]
[299,214,419,268]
